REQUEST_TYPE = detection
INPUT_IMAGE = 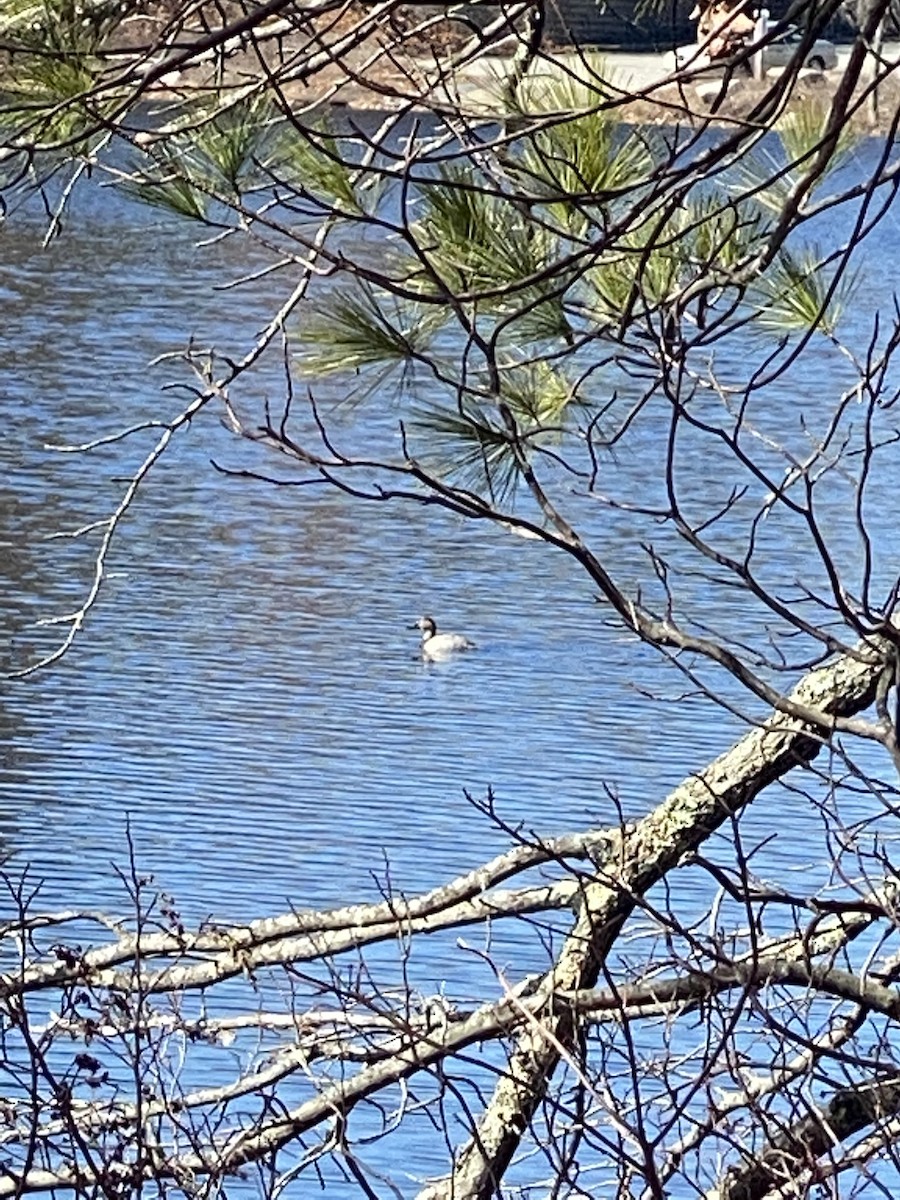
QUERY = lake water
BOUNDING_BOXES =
[2,130,900,1194]
[0,180,729,920]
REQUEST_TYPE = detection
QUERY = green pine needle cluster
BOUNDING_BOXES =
[411,169,549,292]
[732,97,859,215]
[410,360,575,499]
[410,402,521,499]
[0,0,129,147]
[753,246,858,336]
[290,88,854,500]
[405,167,573,343]
[123,102,364,221]
[273,122,363,215]
[777,98,857,174]
[22,28,850,502]
[505,66,654,239]
[295,282,442,384]
[122,94,277,218]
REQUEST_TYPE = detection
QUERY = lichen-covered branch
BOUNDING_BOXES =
[438,634,894,1200]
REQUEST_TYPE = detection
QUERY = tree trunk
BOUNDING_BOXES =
[431,637,892,1199]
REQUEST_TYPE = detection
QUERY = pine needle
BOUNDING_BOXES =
[295,282,443,379]
[753,246,858,336]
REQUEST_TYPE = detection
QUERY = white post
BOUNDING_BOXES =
[752,6,769,79]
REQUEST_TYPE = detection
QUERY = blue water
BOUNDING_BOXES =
[2,128,900,1196]
[0,204,733,917]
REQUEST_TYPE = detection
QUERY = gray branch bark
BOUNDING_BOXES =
[431,633,894,1200]
[711,1076,900,1200]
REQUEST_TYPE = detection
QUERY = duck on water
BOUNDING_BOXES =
[411,615,476,660]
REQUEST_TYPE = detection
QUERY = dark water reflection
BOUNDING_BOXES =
[0,141,898,964]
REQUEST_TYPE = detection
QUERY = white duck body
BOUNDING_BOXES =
[412,615,476,661]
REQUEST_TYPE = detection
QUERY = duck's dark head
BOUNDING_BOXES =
[410,615,437,639]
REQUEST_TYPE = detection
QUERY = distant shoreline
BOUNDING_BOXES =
[4,34,897,136]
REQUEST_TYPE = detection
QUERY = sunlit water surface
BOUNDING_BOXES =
[2,131,900,1194]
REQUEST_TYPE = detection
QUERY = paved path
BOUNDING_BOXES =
[455,41,892,109]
